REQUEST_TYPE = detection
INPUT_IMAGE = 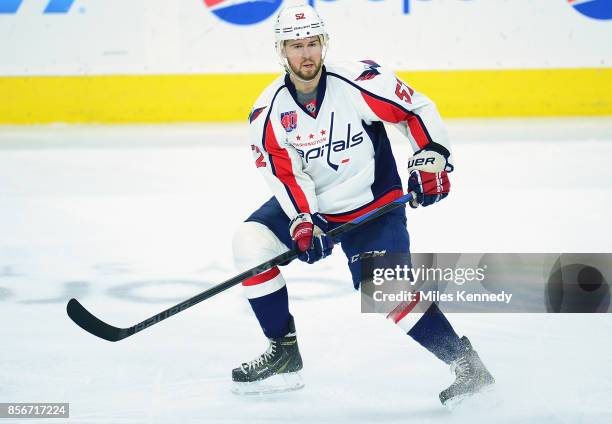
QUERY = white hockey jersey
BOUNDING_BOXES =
[248,60,452,223]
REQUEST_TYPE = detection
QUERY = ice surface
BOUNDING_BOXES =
[1,118,611,423]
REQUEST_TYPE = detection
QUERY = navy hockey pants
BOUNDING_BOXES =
[246,196,411,289]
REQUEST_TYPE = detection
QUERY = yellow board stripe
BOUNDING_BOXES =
[1,68,610,124]
[397,68,612,118]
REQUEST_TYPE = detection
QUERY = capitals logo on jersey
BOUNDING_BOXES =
[296,112,363,171]
[281,111,298,133]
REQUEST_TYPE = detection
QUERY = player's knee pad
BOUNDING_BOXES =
[232,222,288,299]
[232,222,288,269]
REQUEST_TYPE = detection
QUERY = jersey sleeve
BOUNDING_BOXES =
[248,98,318,220]
[351,61,453,169]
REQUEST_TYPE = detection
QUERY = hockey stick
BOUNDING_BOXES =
[66,192,418,342]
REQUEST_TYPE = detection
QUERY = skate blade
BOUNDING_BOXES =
[231,372,304,396]
[443,384,497,411]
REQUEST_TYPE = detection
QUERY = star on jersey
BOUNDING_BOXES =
[295,112,364,171]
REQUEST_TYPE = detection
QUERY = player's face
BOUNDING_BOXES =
[284,36,323,81]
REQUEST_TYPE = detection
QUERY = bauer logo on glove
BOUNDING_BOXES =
[407,145,452,208]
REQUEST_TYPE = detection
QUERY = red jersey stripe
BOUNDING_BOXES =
[361,92,430,150]
[406,115,430,150]
[323,189,404,223]
[264,120,311,213]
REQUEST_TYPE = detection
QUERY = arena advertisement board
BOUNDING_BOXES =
[0,0,610,75]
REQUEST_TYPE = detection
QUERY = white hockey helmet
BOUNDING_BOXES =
[274,4,329,71]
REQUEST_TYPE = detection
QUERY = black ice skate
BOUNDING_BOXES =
[231,317,304,395]
[439,336,495,408]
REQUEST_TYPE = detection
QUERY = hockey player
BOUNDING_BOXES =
[231,4,494,406]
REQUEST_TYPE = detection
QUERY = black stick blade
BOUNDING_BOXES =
[66,298,127,342]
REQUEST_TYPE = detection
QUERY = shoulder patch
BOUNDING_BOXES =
[355,60,381,81]
[248,106,267,123]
